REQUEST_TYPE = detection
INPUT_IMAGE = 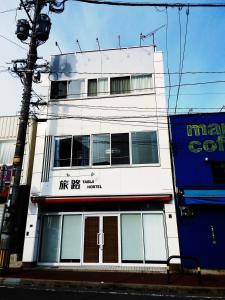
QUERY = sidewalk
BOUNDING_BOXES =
[0,267,225,297]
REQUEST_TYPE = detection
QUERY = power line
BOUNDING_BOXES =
[0,33,28,51]
[0,8,18,14]
[72,0,225,8]
[175,7,190,114]
[48,70,225,75]
[165,8,171,113]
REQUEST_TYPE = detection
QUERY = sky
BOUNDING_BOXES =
[1,0,225,116]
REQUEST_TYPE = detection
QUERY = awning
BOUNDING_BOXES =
[31,194,172,204]
[183,189,225,205]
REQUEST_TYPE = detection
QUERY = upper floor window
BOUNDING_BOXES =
[54,136,72,167]
[50,81,67,99]
[50,80,85,100]
[131,131,158,164]
[88,78,108,97]
[110,76,130,95]
[50,74,153,100]
[131,74,152,93]
[53,131,158,168]
[72,135,90,166]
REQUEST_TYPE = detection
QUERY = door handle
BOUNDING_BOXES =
[102,233,104,246]
[97,233,100,245]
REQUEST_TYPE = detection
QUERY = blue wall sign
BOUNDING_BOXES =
[170,113,225,188]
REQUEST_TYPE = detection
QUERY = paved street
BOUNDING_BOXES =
[0,286,224,300]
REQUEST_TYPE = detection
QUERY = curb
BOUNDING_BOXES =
[0,277,225,297]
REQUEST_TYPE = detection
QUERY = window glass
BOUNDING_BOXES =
[143,213,167,261]
[132,131,159,164]
[110,76,130,95]
[72,135,90,166]
[111,133,130,165]
[98,78,108,96]
[61,215,82,261]
[121,214,143,261]
[131,74,152,93]
[68,79,85,99]
[93,134,110,166]
[39,215,61,262]
[211,162,225,184]
[50,81,67,99]
[54,137,72,167]
[88,79,97,97]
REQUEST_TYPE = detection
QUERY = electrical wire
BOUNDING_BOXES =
[175,7,190,114]
[0,34,28,51]
[165,7,171,113]
[0,8,18,14]
[48,70,225,75]
[71,0,225,8]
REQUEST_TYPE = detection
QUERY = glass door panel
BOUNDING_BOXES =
[61,215,82,262]
[39,215,61,263]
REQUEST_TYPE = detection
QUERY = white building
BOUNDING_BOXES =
[23,46,180,270]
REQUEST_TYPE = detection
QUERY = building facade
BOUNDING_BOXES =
[0,115,37,255]
[23,46,179,269]
[170,112,225,269]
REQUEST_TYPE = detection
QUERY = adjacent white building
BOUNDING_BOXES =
[23,46,180,270]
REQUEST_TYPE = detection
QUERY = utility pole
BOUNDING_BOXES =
[0,0,65,273]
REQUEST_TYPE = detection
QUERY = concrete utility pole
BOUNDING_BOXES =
[0,0,65,273]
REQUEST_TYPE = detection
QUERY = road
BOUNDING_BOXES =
[0,286,224,300]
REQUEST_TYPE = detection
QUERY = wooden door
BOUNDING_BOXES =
[83,217,99,263]
[103,216,118,263]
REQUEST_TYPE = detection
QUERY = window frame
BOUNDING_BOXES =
[53,135,73,168]
[52,131,159,169]
[87,77,109,98]
[131,130,159,165]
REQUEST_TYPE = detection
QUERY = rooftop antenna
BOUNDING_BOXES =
[76,39,82,52]
[140,24,166,48]
[55,41,62,54]
[96,37,101,51]
[118,35,121,49]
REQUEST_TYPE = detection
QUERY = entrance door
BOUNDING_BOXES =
[83,215,118,263]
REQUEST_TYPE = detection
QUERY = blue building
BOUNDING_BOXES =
[170,112,225,269]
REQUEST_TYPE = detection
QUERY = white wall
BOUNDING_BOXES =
[24,46,180,263]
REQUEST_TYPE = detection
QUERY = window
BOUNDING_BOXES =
[93,134,110,166]
[121,213,167,263]
[121,214,143,262]
[50,81,67,99]
[88,78,108,97]
[132,131,159,164]
[111,133,130,165]
[53,131,158,168]
[39,215,61,262]
[68,79,85,99]
[110,76,130,95]
[88,79,97,97]
[54,137,72,167]
[72,135,90,166]
[50,80,85,99]
[211,162,225,184]
[131,74,152,93]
